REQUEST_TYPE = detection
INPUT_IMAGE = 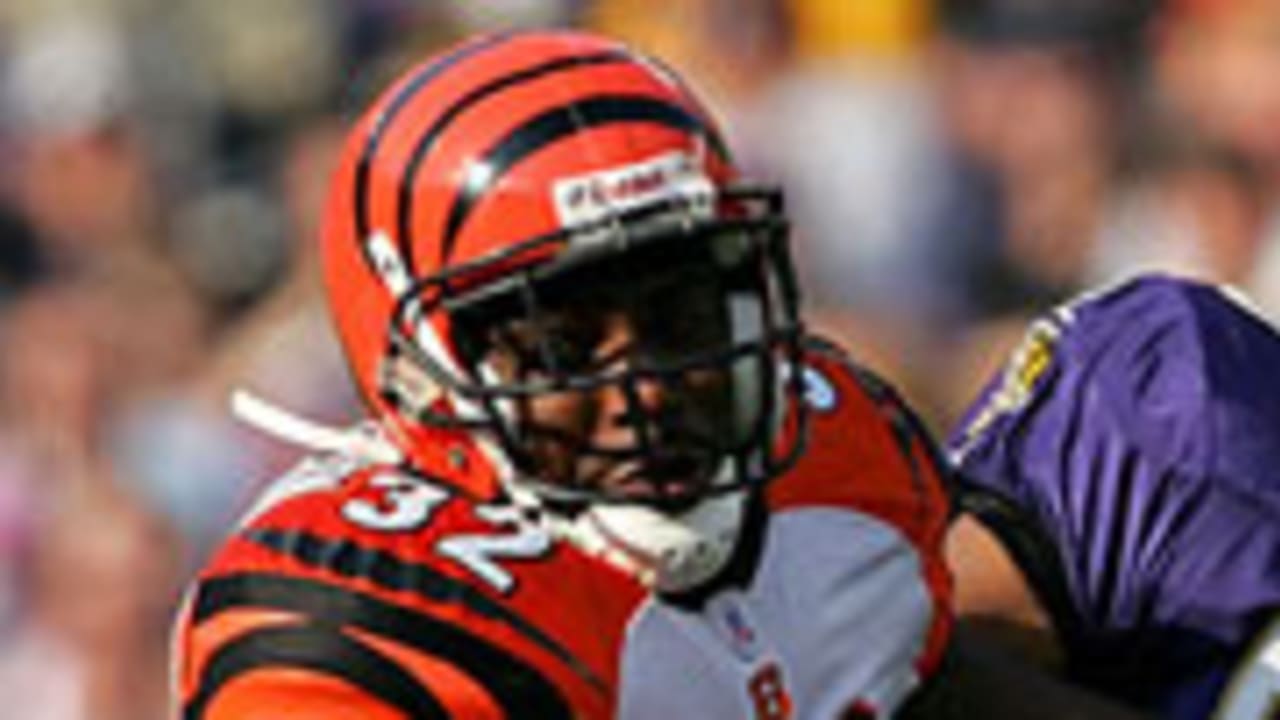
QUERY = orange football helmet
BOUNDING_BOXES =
[322,30,806,509]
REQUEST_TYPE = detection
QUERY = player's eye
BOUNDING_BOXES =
[489,313,606,377]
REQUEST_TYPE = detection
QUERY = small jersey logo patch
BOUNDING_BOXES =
[708,593,765,663]
[952,314,1064,460]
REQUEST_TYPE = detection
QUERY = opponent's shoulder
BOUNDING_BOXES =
[952,273,1280,480]
[1058,274,1267,396]
[768,336,952,544]
[1027,274,1280,411]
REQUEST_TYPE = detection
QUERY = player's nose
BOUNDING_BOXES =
[591,315,672,427]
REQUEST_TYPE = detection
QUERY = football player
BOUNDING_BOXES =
[948,273,1280,720]
[172,30,957,719]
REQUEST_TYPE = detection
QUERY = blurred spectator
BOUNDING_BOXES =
[2,288,124,481]
[763,0,943,319]
[922,0,1151,426]
[111,116,359,563]
[194,116,357,430]
[0,207,45,308]
[0,483,178,720]
[1093,137,1267,288]
[445,0,585,33]
[1149,0,1280,321]
[0,432,35,637]
[168,183,290,318]
[2,18,191,336]
[177,0,341,122]
[1152,0,1280,189]
[928,0,1149,322]
[2,17,132,139]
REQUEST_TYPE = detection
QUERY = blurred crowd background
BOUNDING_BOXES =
[0,0,1278,717]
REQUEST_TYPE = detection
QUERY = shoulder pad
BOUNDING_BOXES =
[772,336,954,547]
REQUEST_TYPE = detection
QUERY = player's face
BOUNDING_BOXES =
[482,268,740,508]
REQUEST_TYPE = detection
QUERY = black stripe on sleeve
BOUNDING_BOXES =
[191,572,578,718]
[396,50,632,272]
[224,526,602,693]
[184,623,448,720]
[440,93,732,262]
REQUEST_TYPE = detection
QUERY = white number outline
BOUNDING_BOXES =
[341,471,449,531]
[341,472,550,594]
[438,505,552,594]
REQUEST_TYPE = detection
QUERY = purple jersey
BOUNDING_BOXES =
[949,274,1280,719]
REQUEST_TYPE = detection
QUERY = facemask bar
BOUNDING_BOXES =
[382,186,809,508]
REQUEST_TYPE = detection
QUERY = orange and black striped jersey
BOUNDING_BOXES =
[173,341,952,719]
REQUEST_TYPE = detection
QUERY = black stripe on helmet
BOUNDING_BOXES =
[354,32,515,269]
[183,624,449,720]
[395,49,633,275]
[440,93,733,263]
[190,572,579,718]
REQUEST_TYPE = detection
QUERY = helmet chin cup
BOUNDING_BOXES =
[561,487,749,592]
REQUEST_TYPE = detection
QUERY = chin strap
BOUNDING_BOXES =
[550,488,749,593]
[230,388,404,466]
